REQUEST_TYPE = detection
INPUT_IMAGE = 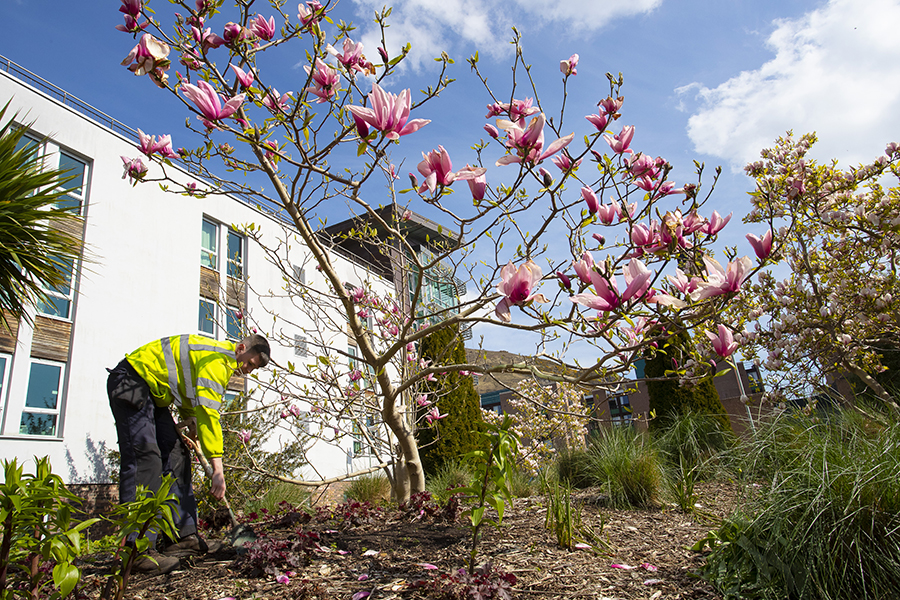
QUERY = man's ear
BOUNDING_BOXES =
[235,342,246,355]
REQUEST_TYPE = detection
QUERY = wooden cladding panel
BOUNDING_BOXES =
[200,266,219,300]
[227,374,244,392]
[31,316,72,362]
[52,216,85,243]
[226,276,244,306]
[0,311,19,354]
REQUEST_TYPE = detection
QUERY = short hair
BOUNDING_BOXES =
[242,334,271,367]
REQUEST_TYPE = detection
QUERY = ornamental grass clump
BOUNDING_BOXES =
[699,409,900,600]
[343,474,391,504]
[558,426,664,508]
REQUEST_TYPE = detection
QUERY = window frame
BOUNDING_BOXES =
[352,412,377,457]
[201,219,219,270]
[36,254,77,321]
[199,297,217,336]
[19,359,66,438]
[0,353,11,423]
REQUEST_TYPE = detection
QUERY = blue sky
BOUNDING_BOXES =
[2,0,899,357]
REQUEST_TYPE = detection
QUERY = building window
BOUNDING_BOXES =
[745,363,764,394]
[199,298,217,335]
[226,305,242,340]
[57,152,87,212]
[291,264,305,294]
[0,354,10,417]
[608,394,632,426]
[352,413,377,456]
[20,361,65,437]
[36,255,76,320]
[227,230,243,278]
[295,335,308,357]
[201,219,218,269]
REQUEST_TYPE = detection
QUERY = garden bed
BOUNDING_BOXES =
[73,481,743,599]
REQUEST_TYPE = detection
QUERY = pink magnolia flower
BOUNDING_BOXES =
[181,80,245,123]
[596,201,622,225]
[248,14,276,40]
[585,108,609,132]
[223,22,247,45]
[581,186,599,214]
[289,405,302,417]
[426,406,448,424]
[415,394,431,407]
[570,258,652,312]
[702,210,732,235]
[117,0,148,32]
[560,53,579,76]
[238,430,252,443]
[192,26,225,53]
[599,96,624,115]
[229,64,255,88]
[263,88,294,112]
[552,152,581,172]
[626,153,664,179]
[484,124,500,139]
[572,252,595,285]
[603,125,635,155]
[326,38,373,75]
[667,269,700,295]
[495,113,574,166]
[556,271,572,290]
[346,83,431,141]
[458,164,487,200]
[746,230,773,260]
[137,129,177,158]
[495,260,548,322]
[298,1,324,27]
[706,324,738,358]
[120,156,148,184]
[119,0,142,17]
[121,34,171,86]
[692,255,753,300]
[682,211,706,234]
[505,98,540,125]
[416,146,484,195]
[349,369,363,382]
[304,58,339,103]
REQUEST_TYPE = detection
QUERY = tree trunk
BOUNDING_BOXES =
[381,403,424,503]
[843,360,900,414]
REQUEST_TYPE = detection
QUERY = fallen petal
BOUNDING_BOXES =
[611,563,636,570]
[362,549,379,556]
[417,563,438,570]
[641,563,658,571]
[574,543,592,550]
[644,579,661,585]
[351,592,370,600]
[358,574,369,581]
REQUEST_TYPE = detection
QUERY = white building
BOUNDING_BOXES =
[0,56,396,487]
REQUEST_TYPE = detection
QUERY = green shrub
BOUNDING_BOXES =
[244,481,311,515]
[556,426,664,508]
[699,409,900,600]
[426,459,474,504]
[343,474,391,504]
[507,465,538,498]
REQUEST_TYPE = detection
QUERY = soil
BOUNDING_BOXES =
[73,481,744,600]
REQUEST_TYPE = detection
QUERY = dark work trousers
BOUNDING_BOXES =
[107,358,198,543]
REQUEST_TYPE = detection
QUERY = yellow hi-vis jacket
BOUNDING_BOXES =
[126,334,238,459]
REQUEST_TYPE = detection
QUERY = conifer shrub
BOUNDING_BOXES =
[416,324,484,475]
[644,331,732,433]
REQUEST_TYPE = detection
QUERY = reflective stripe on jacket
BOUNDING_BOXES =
[126,334,238,458]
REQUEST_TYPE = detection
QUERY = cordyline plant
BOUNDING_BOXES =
[731,132,900,412]
[115,0,765,501]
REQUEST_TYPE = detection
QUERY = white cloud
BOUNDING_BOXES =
[679,0,900,171]
[350,0,663,73]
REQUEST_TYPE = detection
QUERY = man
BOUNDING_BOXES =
[107,332,270,574]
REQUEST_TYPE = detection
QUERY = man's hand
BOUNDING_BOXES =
[210,457,226,500]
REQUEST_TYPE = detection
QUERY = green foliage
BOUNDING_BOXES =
[653,411,736,511]
[343,474,391,504]
[557,427,664,509]
[213,393,308,512]
[0,103,84,331]
[456,416,519,571]
[103,476,179,600]
[0,457,99,599]
[425,459,474,504]
[243,481,311,516]
[644,332,731,432]
[699,410,900,599]
[416,323,484,475]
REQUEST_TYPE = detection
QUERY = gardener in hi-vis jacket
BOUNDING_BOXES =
[107,332,270,574]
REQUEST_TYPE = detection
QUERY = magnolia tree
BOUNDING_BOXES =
[483,380,591,472]
[732,132,900,412]
[115,0,764,500]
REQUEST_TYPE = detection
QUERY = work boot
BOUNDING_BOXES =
[161,534,213,557]
[132,551,180,575]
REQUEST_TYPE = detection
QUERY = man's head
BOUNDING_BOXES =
[235,334,271,374]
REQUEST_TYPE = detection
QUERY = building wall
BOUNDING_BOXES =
[0,68,393,484]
